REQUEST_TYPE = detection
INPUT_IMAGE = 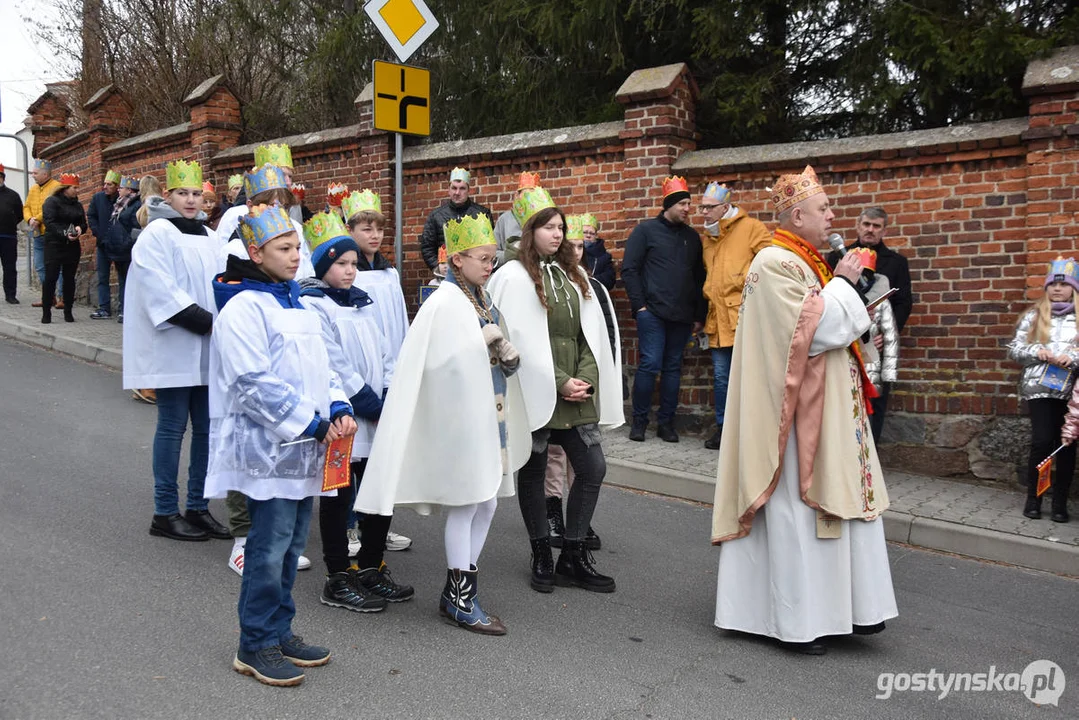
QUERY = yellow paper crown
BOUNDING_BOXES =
[565,215,584,241]
[580,213,598,230]
[511,186,556,228]
[444,213,495,256]
[342,189,382,220]
[254,143,293,169]
[771,165,825,213]
[227,174,243,190]
[104,169,121,185]
[304,211,352,254]
[166,160,203,191]
[239,204,294,248]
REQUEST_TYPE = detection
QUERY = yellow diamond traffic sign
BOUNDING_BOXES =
[364,0,439,63]
[373,60,430,136]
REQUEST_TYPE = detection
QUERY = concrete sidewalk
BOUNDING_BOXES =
[3,255,1077,576]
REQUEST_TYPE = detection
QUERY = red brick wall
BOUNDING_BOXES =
[29,63,1079,427]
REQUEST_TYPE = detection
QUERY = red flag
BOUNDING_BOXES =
[1036,456,1053,497]
[321,435,354,493]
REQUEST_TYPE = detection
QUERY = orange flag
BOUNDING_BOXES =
[1036,456,1053,497]
[321,435,354,493]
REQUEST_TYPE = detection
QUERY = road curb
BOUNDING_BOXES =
[0,317,122,370]
[607,457,1079,576]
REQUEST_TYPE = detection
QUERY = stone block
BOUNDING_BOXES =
[933,416,986,448]
[968,459,1016,482]
[878,444,969,477]
[880,412,926,445]
[977,417,1030,463]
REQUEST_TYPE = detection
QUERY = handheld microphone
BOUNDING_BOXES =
[827,233,846,256]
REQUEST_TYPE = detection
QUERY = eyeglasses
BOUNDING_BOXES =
[699,204,721,211]
[458,252,495,266]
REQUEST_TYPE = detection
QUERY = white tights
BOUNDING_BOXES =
[444,497,497,570]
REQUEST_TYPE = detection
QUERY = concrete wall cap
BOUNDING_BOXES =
[355,82,374,105]
[1022,45,1079,96]
[214,124,366,162]
[615,63,695,104]
[104,122,192,155]
[83,84,116,111]
[403,120,624,166]
[183,75,230,106]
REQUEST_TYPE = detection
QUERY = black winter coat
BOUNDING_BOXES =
[41,191,86,264]
[583,237,616,290]
[0,185,23,238]
[87,190,117,245]
[621,212,705,325]
[102,197,142,262]
[419,199,492,269]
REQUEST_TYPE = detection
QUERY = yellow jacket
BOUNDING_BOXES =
[24,179,62,232]
[701,208,771,348]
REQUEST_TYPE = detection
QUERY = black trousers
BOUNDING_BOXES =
[518,428,606,542]
[870,382,890,444]
[1027,398,1076,511]
[42,256,78,311]
[0,236,16,300]
[318,457,393,574]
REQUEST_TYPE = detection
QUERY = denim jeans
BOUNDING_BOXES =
[152,386,210,516]
[33,234,61,297]
[96,246,114,311]
[238,496,314,652]
[631,310,692,425]
[711,346,734,427]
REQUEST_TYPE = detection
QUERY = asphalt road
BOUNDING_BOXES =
[1,338,1076,720]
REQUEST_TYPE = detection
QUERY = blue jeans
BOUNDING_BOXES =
[152,386,210,516]
[96,246,114,311]
[712,346,734,427]
[239,496,314,652]
[33,234,61,298]
[631,310,693,425]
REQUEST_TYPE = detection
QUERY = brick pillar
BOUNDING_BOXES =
[1022,45,1079,297]
[354,82,397,260]
[83,84,133,194]
[27,90,71,157]
[615,63,699,229]
[184,75,243,188]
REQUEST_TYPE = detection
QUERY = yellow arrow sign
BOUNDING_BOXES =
[373,60,430,136]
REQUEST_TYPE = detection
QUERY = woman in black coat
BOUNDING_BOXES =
[41,175,87,323]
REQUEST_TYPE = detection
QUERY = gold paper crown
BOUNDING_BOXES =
[662,176,689,198]
[511,186,556,228]
[342,189,382,220]
[304,211,351,254]
[254,143,293,169]
[518,171,540,190]
[227,174,243,190]
[104,169,121,185]
[771,165,825,213]
[239,204,294,248]
[166,160,203,190]
[444,213,495,256]
[565,215,584,241]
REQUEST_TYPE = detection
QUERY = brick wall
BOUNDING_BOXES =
[28,48,1079,482]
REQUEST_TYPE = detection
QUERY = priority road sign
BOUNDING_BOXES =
[373,60,430,136]
[364,0,439,64]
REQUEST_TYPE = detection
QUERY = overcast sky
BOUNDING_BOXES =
[0,0,67,169]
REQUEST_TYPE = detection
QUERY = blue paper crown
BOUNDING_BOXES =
[239,204,294,248]
[244,164,288,199]
[120,176,139,190]
[703,182,731,204]
[32,159,51,172]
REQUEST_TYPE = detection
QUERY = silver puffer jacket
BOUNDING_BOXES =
[863,275,899,392]
[1007,307,1079,400]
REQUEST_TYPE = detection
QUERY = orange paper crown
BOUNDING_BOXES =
[848,247,877,272]
[58,173,80,187]
[291,183,306,201]
[518,171,540,190]
[772,165,825,213]
[662,176,689,198]
[202,181,214,194]
[437,245,447,264]
[327,182,348,207]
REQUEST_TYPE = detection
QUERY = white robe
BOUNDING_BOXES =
[353,267,409,358]
[122,218,219,389]
[354,281,530,516]
[217,211,314,280]
[300,292,395,459]
[486,259,623,431]
[203,289,348,501]
[715,281,898,642]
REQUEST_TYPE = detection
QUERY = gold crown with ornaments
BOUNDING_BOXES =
[444,213,495,256]
[342,189,381,219]
[254,143,293,169]
[166,160,203,190]
[511,186,556,227]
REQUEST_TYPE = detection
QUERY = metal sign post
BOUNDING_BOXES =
[394,133,403,281]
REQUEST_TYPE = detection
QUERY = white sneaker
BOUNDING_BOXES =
[297,555,312,571]
[385,531,412,552]
[347,527,362,557]
[228,542,245,576]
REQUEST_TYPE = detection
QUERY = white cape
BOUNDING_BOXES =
[354,282,530,516]
[486,259,623,431]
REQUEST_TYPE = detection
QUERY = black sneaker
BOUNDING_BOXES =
[280,634,331,667]
[320,572,386,613]
[233,646,305,686]
[89,308,111,319]
[628,420,647,442]
[704,426,723,450]
[656,424,679,443]
[356,562,415,603]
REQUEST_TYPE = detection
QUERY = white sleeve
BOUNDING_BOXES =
[216,299,318,441]
[809,278,872,357]
[131,223,201,328]
[302,296,365,399]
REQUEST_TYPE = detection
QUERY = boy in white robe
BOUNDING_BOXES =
[205,204,357,686]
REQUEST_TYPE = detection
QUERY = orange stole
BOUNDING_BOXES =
[322,435,354,492]
[771,229,880,413]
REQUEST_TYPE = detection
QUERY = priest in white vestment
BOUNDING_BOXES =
[711,165,898,655]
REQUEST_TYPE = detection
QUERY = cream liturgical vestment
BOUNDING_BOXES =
[711,239,898,643]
